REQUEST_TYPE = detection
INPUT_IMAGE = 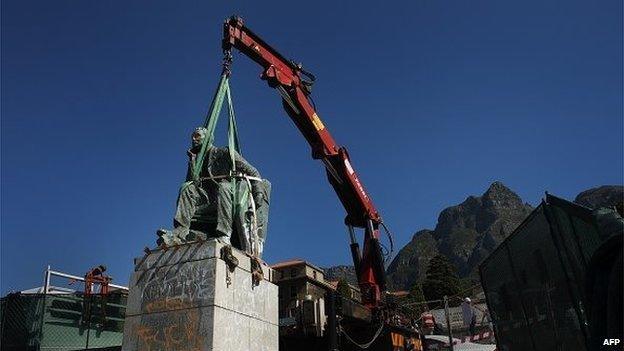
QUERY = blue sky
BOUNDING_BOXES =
[1,0,622,294]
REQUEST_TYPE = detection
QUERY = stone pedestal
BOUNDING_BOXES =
[121,240,278,351]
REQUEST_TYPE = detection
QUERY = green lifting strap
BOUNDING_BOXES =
[179,72,261,256]
[226,79,241,170]
[191,73,242,181]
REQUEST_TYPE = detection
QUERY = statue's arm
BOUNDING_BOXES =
[233,151,260,178]
[232,150,266,206]
[185,150,195,181]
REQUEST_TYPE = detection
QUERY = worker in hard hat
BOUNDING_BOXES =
[157,127,271,256]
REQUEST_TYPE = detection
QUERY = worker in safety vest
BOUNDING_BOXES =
[85,265,106,279]
[84,265,111,295]
[157,127,271,256]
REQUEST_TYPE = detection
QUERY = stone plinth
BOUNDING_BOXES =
[121,240,278,351]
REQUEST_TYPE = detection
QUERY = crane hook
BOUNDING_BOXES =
[222,50,233,76]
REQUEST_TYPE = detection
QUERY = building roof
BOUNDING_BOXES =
[271,259,324,272]
[271,259,306,269]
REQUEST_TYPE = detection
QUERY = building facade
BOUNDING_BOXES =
[271,260,361,338]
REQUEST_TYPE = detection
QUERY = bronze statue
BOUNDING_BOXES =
[157,127,270,257]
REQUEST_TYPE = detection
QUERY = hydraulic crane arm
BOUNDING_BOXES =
[222,16,388,307]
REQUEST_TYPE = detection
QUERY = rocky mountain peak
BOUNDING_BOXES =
[322,265,358,285]
[574,185,623,210]
[327,183,622,292]
[483,181,523,203]
[411,229,432,242]
[387,182,533,290]
[485,180,509,193]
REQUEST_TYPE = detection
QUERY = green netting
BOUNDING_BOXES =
[508,207,586,350]
[480,238,534,350]
[479,197,612,351]
[550,207,588,288]
[0,292,126,351]
[0,294,42,350]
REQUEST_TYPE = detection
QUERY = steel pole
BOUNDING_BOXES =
[444,295,454,351]
[39,265,52,347]
[43,265,51,294]
[48,269,128,291]
[347,225,362,277]
[327,291,339,351]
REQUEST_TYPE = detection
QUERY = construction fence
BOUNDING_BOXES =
[0,291,126,351]
[430,303,488,329]
[479,194,616,351]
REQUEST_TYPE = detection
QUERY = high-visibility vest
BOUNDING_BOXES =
[391,332,405,351]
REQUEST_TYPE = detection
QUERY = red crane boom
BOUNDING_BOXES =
[222,16,389,308]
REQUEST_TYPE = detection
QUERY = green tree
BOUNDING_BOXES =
[408,282,427,315]
[409,283,426,304]
[459,277,479,294]
[422,255,461,302]
[336,278,351,299]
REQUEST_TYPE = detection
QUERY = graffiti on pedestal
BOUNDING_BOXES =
[133,299,203,351]
[140,262,215,313]
[132,261,216,350]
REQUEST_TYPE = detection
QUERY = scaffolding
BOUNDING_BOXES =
[0,266,128,351]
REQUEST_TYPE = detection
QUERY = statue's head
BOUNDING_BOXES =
[191,127,208,148]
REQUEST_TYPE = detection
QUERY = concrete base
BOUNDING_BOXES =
[121,240,278,351]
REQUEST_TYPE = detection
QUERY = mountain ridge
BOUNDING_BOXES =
[323,183,622,291]
[386,181,533,290]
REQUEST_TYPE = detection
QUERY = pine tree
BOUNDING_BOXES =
[422,255,461,302]
[336,278,352,299]
[409,283,426,304]
[408,282,427,314]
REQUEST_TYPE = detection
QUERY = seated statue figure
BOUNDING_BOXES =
[157,127,271,257]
